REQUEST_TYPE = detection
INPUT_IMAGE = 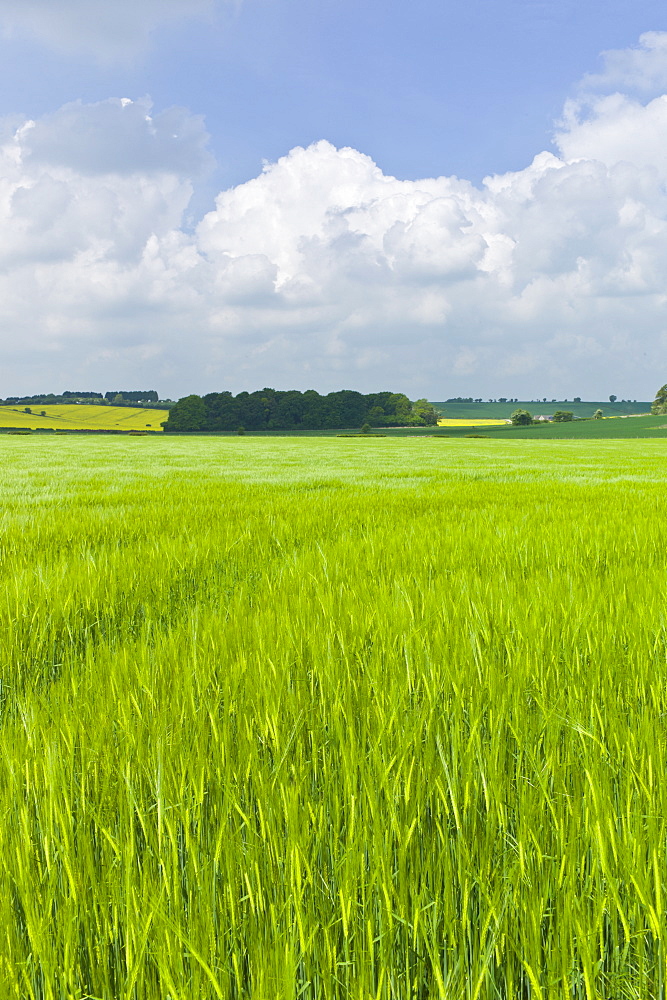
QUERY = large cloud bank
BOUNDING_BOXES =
[3,38,667,397]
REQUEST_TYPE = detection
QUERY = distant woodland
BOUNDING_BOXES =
[0,391,169,409]
[165,390,439,431]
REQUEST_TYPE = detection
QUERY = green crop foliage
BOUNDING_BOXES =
[0,435,666,999]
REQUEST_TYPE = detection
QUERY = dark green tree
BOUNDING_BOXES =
[652,384,667,414]
[510,408,532,426]
[237,391,268,430]
[552,410,574,422]
[366,406,386,427]
[301,389,328,429]
[386,393,412,423]
[164,394,208,431]
[203,392,239,431]
[412,399,439,425]
[274,390,306,429]
[329,390,366,427]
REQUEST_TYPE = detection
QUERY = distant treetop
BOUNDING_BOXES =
[0,389,166,409]
[104,390,158,402]
[165,389,440,432]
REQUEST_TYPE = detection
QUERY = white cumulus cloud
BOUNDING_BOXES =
[2,39,667,399]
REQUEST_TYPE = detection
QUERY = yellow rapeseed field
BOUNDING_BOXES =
[0,404,168,431]
[437,417,508,426]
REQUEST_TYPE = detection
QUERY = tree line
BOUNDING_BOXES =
[165,390,440,432]
[1,390,167,408]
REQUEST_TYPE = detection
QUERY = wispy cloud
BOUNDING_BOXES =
[577,31,667,97]
[0,0,216,60]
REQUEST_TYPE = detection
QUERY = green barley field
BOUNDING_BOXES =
[2,435,667,999]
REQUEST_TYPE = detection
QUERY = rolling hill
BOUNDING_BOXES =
[0,404,168,431]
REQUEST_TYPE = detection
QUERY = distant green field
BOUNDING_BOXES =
[213,414,667,439]
[432,399,650,419]
[429,413,667,439]
[1,435,667,998]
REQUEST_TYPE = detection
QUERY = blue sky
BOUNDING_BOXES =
[0,0,666,399]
